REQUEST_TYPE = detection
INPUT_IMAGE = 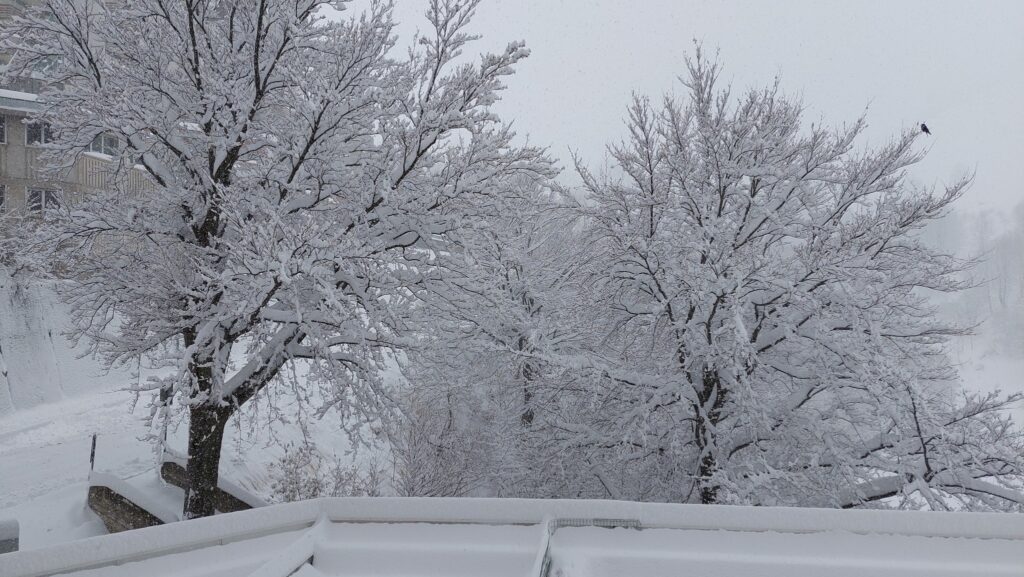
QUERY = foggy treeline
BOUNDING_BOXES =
[926,204,1024,358]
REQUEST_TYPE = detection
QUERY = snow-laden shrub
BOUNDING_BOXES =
[269,442,384,503]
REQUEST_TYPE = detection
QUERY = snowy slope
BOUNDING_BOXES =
[0,386,155,547]
[0,272,135,415]
[0,372,373,550]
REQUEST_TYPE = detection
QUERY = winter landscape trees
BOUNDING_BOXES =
[403,53,1024,510]
[553,54,1024,509]
[1,0,1021,517]
[0,0,552,518]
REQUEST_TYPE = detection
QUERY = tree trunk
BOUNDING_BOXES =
[693,370,726,504]
[183,403,232,519]
[180,323,233,520]
[518,334,536,426]
[696,449,719,504]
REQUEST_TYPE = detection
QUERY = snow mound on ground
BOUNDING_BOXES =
[0,271,134,415]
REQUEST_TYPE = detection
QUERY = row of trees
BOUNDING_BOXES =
[400,55,1024,510]
[2,0,1021,517]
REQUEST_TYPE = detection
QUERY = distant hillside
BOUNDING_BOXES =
[0,271,134,414]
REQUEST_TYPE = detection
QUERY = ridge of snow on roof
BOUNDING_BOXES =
[1,497,1022,577]
[0,88,41,113]
[0,89,39,102]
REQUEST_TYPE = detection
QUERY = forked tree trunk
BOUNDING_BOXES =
[183,403,233,519]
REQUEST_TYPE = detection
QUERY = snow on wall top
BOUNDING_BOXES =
[1,497,1022,577]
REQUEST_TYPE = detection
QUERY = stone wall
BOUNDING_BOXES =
[86,486,164,534]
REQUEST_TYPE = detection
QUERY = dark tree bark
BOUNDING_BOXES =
[519,335,536,426]
[694,370,726,504]
[183,403,233,519]
[181,326,234,520]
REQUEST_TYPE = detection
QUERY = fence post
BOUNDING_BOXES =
[90,433,97,471]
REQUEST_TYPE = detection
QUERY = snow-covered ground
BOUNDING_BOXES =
[0,274,154,547]
[0,376,374,549]
[0,387,150,510]
[0,386,150,547]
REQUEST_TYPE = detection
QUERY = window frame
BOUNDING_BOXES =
[25,121,53,147]
[27,188,59,212]
[87,133,119,156]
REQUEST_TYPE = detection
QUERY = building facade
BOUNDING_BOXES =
[1,0,142,216]
[0,88,132,214]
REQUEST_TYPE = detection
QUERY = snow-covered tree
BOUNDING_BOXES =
[1,0,552,518]
[393,181,587,498]
[554,52,1024,510]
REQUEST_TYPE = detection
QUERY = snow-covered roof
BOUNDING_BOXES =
[1,497,1022,577]
[0,88,41,113]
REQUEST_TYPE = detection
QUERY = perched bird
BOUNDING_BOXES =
[920,123,931,135]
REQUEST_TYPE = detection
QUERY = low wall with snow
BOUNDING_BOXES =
[87,472,179,534]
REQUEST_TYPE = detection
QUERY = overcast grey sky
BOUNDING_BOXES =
[379,1,1024,214]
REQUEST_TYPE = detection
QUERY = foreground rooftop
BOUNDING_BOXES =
[1,497,1022,577]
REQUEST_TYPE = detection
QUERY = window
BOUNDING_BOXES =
[27,189,59,212]
[0,115,6,144]
[26,121,53,146]
[87,133,119,155]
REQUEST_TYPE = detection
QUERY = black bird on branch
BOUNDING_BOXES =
[920,123,931,135]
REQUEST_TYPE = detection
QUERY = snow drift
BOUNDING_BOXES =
[0,271,133,414]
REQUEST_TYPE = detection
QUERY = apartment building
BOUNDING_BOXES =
[0,87,128,214]
[1,0,65,214]
[1,0,142,215]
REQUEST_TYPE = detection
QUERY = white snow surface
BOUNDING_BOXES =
[0,274,135,415]
[0,377,356,549]
[0,497,1022,577]
[0,387,158,548]
[0,273,152,550]
[0,89,38,102]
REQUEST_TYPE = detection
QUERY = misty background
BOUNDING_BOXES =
[355,0,1024,408]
